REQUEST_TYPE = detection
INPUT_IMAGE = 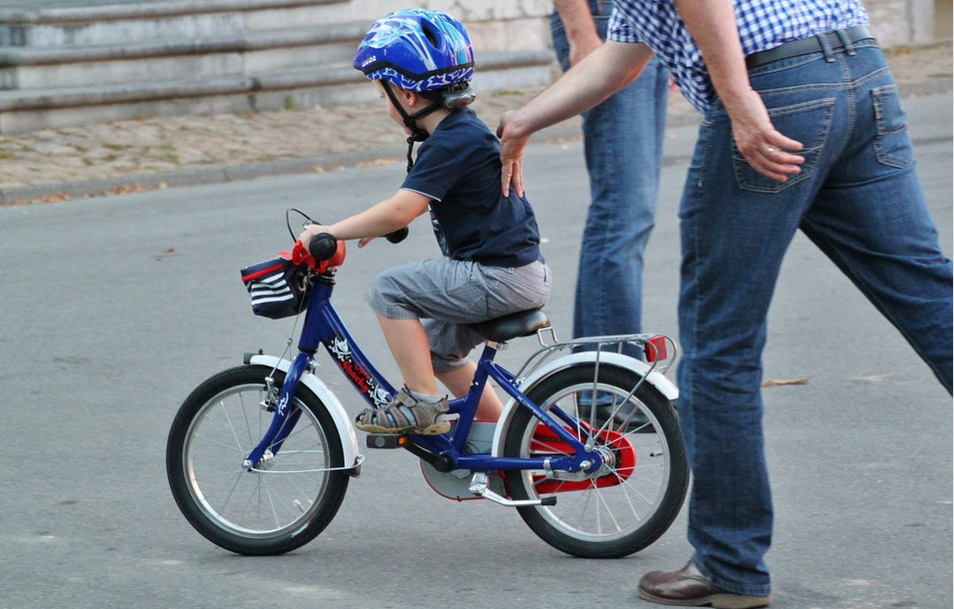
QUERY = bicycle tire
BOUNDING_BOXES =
[166,365,349,555]
[503,364,688,558]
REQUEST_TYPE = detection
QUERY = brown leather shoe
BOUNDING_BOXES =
[637,562,771,608]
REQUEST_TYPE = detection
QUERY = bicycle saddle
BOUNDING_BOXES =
[467,308,550,343]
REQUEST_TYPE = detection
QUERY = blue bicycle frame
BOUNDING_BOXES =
[245,271,603,476]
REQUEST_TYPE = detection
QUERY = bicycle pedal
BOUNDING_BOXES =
[366,434,409,449]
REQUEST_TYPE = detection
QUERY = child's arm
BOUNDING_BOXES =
[300,189,430,248]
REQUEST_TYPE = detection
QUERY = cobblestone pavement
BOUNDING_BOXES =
[0,41,950,205]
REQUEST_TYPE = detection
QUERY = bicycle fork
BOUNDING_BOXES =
[243,351,312,470]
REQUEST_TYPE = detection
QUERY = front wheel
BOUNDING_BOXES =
[166,365,350,555]
[503,364,688,558]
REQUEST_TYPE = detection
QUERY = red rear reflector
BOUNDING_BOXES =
[645,335,668,362]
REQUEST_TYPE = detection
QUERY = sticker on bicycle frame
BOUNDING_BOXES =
[326,335,390,408]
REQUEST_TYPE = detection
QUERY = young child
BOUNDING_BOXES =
[300,9,551,435]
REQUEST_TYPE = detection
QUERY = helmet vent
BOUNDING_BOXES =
[420,21,440,49]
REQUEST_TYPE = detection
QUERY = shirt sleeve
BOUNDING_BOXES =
[401,138,462,202]
[608,8,641,43]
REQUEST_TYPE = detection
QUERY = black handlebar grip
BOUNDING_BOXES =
[385,227,409,244]
[308,232,338,261]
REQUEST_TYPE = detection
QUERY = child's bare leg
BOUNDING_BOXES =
[377,315,438,395]
[436,361,504,421]
[355,315,449,435]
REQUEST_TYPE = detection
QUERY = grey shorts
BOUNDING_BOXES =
[365,258,552,372]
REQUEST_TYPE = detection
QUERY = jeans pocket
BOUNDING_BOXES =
[872,85,914,169]
[731,98,835,194]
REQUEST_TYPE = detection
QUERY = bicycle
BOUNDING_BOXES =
[166,211,689,558]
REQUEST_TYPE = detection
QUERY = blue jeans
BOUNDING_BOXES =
[550,2,668,356]
[678,39,953,595]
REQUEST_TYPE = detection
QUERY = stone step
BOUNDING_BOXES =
[0,0,348,47]
[0,0,556,134]
[0,50,554,134]
[0,22,369,90]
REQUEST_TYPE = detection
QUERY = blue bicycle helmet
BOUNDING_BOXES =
[354,8,475,94]
[354,9,477,171]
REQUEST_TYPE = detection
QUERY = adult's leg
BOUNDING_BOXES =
[572,57,667,349]
[552,7,668,352]
[800,47,953,392]
[675,53,854,593]
[676,134,797,596]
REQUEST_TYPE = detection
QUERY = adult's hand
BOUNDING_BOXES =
[672,0,803,182]
[497,110,530,198]
[727,88,804,182]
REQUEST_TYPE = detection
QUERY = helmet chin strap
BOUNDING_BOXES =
[382,83,441,172]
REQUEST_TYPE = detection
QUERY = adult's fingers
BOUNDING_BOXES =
[498,112,528,198]
[742,136,804,182]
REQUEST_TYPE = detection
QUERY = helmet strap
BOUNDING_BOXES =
[382,82,441,172]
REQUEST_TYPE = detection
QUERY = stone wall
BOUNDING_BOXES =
[867,0,938,46]
[346,0,552,54]
[346,0,942,53]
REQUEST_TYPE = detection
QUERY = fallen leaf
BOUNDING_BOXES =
[154,247,177,261]
[761,378,809,387]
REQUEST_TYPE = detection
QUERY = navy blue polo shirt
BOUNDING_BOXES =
[401,108,542,268]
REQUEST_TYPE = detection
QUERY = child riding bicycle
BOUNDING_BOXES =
[300,9,551,435]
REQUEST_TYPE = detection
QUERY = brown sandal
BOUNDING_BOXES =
[355,388,450,435]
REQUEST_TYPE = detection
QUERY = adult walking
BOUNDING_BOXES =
[498,1,954,607]
[550,0,668,356]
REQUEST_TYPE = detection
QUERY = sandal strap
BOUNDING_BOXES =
[355,388,449,434]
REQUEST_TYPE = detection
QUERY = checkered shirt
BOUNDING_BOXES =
[608,0,870,113]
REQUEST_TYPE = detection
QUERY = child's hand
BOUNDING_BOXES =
[357,236,376,248]
[299,224,323,248]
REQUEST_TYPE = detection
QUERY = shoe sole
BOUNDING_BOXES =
[638,589,770,609]
[355,422,451,436]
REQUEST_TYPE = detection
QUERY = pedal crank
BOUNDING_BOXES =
[366,434,409,449]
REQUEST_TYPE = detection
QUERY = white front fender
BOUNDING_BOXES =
[490,351,678,456]
[249,354,363,476]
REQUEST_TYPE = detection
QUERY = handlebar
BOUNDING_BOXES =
[308,232,339,261]
[385,227,409,244]
[308,227,408,261]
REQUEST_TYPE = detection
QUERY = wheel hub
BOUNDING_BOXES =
[590,444,617,478]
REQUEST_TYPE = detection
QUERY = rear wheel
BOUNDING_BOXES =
[166,365,350,555]
[503,364,688,558]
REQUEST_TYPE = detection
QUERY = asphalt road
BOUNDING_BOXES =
[0,92,950,609]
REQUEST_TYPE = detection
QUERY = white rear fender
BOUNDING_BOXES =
[249,354,363,476]
[490,351,678,456]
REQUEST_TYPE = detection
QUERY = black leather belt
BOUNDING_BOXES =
[745,25,875,69]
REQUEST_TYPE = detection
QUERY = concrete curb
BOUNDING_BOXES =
[1,78,949,207]
[0,119,607,205]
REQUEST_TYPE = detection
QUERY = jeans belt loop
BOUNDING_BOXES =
[818,29,836,62]
[744,25,875,69]
[835,28,857,55]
